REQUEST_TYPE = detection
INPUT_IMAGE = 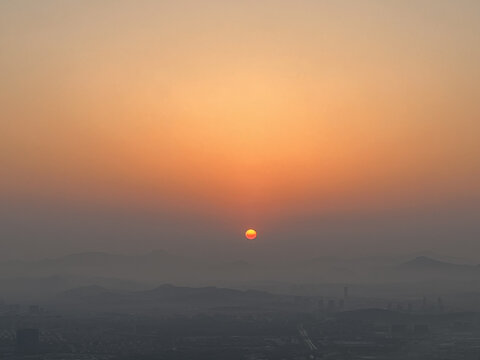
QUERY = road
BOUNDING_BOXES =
[298,324,318,352]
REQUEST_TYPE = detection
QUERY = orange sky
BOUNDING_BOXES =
[1,1,479,258]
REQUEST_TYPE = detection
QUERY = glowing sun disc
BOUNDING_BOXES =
[245,229,257,240]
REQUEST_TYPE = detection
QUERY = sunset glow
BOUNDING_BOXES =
[2,3,480,357]
[0,1,479,259]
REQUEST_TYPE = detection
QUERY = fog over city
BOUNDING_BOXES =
[1,0,480,359]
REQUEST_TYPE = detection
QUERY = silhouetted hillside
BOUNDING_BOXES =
[0,275,143,301]
[142,284,274,302]
[0,251,253,284]
[53,284,282,315]
[399,256,472,270]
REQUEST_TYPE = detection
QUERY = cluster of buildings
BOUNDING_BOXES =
[0,288,479,359]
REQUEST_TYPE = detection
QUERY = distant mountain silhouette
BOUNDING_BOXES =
[0,275,143,300]
[54,284,279,314]
[142,284,273,302]
[61,284,122,298]
[60,283,272,302]
[3,252,480,301]
[399,256,472,270]
[389,256,480,283]
[0,251,252,284]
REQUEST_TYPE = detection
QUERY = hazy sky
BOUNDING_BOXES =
[1,0,479,261]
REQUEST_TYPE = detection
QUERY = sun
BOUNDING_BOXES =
[245,229,257,240]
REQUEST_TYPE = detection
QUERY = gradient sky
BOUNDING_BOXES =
[1,0,479,261]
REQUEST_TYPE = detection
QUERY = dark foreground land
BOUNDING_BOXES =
[2,285,480,360]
